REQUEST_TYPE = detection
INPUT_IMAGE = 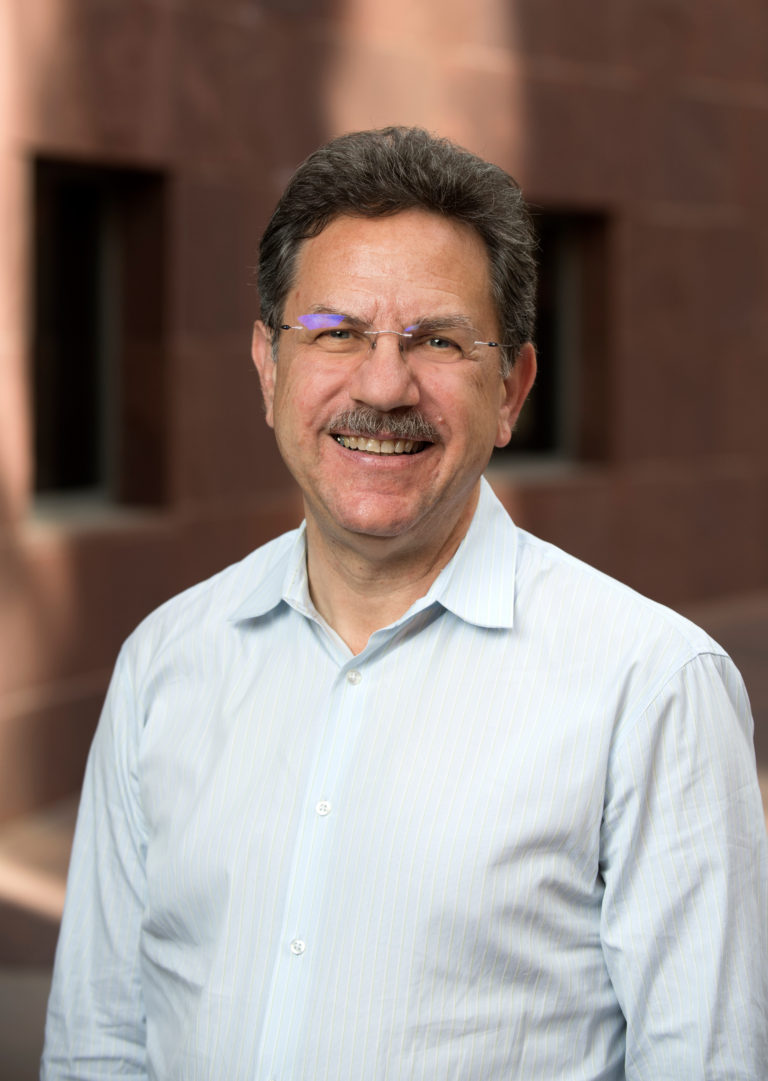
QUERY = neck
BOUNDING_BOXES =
[305,491,479,655]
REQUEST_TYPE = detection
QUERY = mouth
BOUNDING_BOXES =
[333,434,429,455]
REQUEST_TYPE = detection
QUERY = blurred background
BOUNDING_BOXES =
[1,0,767,1074]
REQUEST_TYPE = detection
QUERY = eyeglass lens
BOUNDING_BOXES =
[280,313,504,362]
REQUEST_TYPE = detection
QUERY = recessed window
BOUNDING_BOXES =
[33,159,167,504]
[499,210,609,460]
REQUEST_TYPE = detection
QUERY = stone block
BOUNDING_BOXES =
[522,76,640,204]
[15,0,175,159]
[513,0,627,68]
[615,218,765,461]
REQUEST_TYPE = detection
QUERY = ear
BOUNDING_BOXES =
[495,342,537,448]
[251,320,276,429]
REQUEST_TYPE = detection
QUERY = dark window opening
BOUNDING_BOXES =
[498,210,609,461]
[33,159,167,504]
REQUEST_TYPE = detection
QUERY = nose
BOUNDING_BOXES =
[346,332,420,412]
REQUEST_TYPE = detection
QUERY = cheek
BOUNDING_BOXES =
[419,370,500,437]
[273,362,310,417]
[273,365,340,439]
[458,369,507,433]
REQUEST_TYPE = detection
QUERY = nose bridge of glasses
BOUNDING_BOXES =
[364,328,412,353]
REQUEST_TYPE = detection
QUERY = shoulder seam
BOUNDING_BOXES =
[610,648,732,760]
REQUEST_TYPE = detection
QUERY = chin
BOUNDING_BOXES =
[337,514,418,540]
[318,498,427,542]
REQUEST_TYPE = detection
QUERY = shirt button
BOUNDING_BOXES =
[316,800,331,816]
[290,939,306,955]
[347,669,362,684]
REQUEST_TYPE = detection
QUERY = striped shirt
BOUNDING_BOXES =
[42,478,768,1080]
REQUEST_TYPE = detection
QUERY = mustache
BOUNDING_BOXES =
[327,407,439,442]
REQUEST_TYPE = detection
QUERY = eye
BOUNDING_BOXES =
[407,327,475,363]
[312,323,366,352]
[414,333,464,356]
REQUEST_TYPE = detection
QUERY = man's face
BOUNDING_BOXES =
[253,209,535,558]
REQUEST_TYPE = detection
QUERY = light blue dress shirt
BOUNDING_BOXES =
[42,479,768,1080]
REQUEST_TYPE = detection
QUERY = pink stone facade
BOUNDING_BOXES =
[1,0,767,819]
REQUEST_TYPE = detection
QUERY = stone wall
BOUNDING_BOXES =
[1,0,767,817]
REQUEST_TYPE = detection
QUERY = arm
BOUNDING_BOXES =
[600,652,768,1080]
[41,645,148,1079]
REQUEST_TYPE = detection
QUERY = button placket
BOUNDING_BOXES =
[255,652,387,1081]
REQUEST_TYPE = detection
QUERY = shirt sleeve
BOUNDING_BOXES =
[600,651,768,1080]
[41,644,149,1080]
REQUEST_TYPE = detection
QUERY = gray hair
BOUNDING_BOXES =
[258,126,536,375]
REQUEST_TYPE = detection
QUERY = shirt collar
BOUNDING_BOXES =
[228,523,310,623]
[229,477,517,630]
[425,476,517,629]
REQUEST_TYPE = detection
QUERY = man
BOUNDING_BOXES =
[43,127,767,1079]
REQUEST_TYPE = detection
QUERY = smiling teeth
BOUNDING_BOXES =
[336,435,419,454]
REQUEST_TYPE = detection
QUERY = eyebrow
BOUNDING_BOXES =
[305,306,480,334]
[306,305,369,330]
[403,314,478,334]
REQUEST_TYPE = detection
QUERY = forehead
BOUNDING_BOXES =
[288,210,497,326]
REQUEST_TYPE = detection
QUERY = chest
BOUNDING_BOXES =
[137,614,615,938]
